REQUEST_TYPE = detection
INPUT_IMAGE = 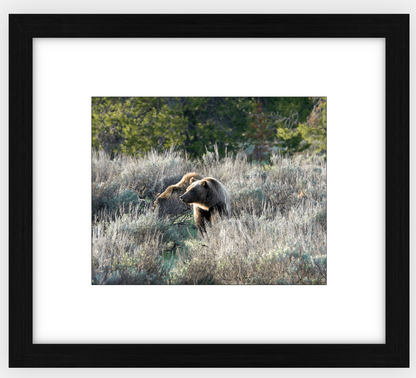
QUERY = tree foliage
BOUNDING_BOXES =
[298,97,327,153]
[92,96,325,159]
[276,97,327,154]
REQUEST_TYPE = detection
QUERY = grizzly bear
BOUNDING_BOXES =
[153,172,203,214]
[179,177,231,234]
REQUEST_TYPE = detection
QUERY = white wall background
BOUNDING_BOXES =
[0,0,414,377]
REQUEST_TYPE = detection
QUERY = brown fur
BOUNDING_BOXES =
[180,177,231,234]
[153,172,203,211]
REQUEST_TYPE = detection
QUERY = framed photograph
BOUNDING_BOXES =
[91,95,327,286]
[9,14,409,367]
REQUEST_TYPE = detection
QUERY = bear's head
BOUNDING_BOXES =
[180,180,207,205]
[153,186,183,210]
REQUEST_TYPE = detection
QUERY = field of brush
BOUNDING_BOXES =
[92,148,327,285]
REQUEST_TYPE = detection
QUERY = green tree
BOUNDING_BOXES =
[298,97,327,153]
[92,97,257,158]
[275,97,326,154]
[92,97,187,156]
[180,97,257,157]
[92,97,321,159]
[246,97,315,156]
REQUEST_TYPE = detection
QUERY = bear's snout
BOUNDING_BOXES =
[180,193,192,204]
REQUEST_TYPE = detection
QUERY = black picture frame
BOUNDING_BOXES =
[9,14,409,368]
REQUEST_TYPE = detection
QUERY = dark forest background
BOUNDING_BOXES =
[92,97,326,160]
[92,96,327,284]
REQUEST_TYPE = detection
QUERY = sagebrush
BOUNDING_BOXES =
[92,147,326,285]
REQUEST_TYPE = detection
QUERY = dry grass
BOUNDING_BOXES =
[92,148,326,285]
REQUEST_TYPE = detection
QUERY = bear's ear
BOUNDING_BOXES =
[189,178,195,184]
[201,180,207,187]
